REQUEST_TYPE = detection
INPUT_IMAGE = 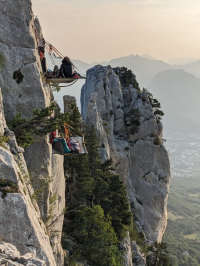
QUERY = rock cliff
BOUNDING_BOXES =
[0,0,171,264]
[81,65,170,263]
[0,1,65,265]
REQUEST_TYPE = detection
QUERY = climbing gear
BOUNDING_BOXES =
[44,41,87,86]
[51,124,87,155]
[34,24,87,85]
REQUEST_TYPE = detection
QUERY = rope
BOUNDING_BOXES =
[64,124,82,140]
[46,41,86,77]
[49,52,56,66]
[46,41,64,58]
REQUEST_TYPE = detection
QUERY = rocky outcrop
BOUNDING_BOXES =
[120,233,133,266]
[132,241,146,266]
[0,242,46,266]
[0,1,65,265]
[81,65,170,260]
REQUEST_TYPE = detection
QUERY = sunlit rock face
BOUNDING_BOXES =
[0,242,46,265]
[0,94,56,265]
[81,65,170,244]
[0,0,50,121]
[0,1,65,265]
[0,88,6,134]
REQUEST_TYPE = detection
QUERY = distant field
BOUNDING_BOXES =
[184,231,200,242]
[189,194,200,198]
[163,175,200,265]
[168,212,178,220]
[163,133,200,265]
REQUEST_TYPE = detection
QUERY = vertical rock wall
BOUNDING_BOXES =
[81,65,170,246]
[0,87,56,265]
[0,1,65,265]
[0,0,50,121]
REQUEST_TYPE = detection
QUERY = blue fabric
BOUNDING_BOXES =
[60,138,71,153]
[53,138,71,153]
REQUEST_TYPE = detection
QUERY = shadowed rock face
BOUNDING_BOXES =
[81,65,170,244]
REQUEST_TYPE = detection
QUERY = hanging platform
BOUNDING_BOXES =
[46,77,86,84]
[52,136,88,156]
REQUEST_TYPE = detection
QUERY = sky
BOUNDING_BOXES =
[32,0,200,63]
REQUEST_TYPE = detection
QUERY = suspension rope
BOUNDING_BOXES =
[49,52,56,66]
[64,123,80,140]
[46,41,86,77]
[46,41,65,58]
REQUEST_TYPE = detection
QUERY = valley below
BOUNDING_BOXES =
[163,131,200,266]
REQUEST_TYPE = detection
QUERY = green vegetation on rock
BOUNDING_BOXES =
[0,54,5,71]
[145,90,164,123]
[114,67,140,93]
[62,106,132,266]
[0,179,19,198]
[8,102,70,148]
[0,134,9,148]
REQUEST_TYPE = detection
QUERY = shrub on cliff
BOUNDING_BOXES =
[114,67,140,93]
[8,102,69,148]
[145,90,164,122]
[0,53,5,71]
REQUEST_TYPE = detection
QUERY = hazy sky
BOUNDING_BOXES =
[32,0,200,63]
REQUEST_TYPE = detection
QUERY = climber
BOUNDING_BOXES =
[38,46,47,73]
[59,57,79,78]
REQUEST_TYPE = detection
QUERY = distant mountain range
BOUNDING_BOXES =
[49,54,200,133]
[149,69,200,132]
[74,54,200,88]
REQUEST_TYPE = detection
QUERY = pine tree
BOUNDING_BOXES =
[86,125,101,174]
[63,109,131,264]
[66,205,122,266]
[86,129,132,239]
[8,102,69,148]
[98,160,132,239]
[65,102,85,135]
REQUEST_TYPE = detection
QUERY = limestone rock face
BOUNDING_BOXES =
[0,87,58,265]
[81,65,170,245]
[24,139,65,266]
[0,146,56,265]
[0,1,65,265]
[120,233,133,266]
[131,241,146,266]
[0,86,62,265]
[0,242,46,265]
[0,0,50,121]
